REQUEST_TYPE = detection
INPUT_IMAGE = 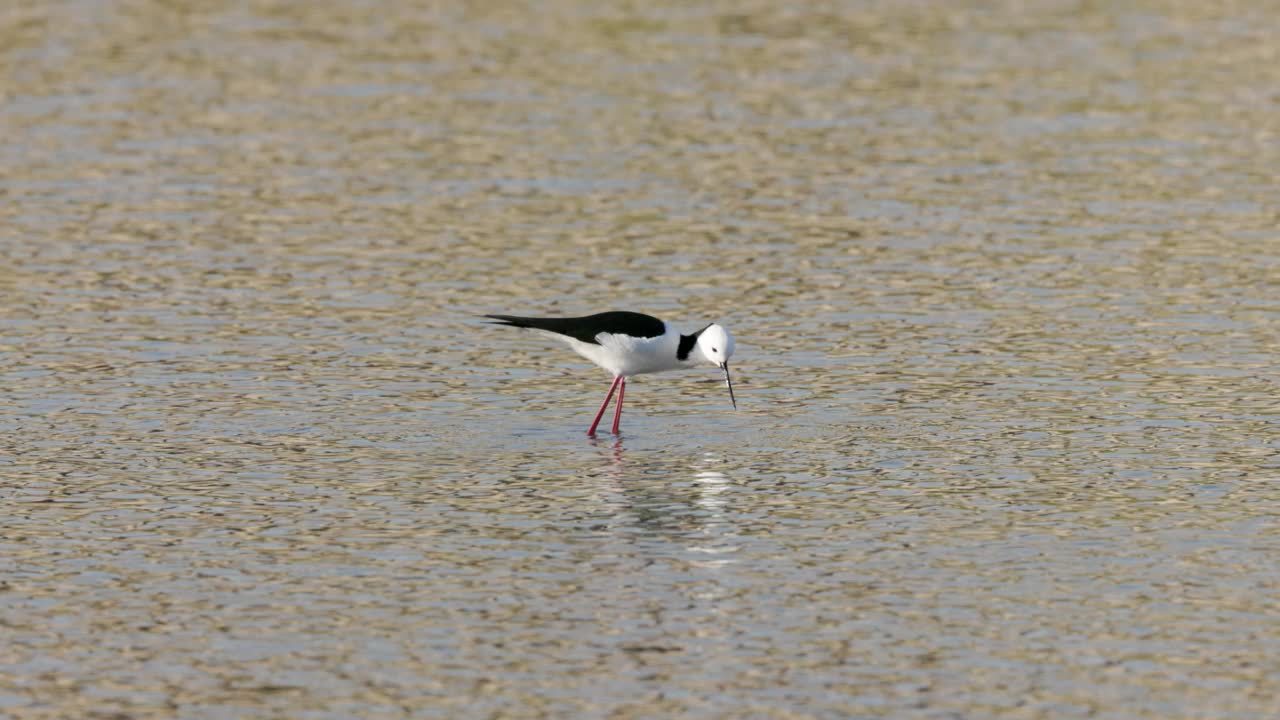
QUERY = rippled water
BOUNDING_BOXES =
[3,1,1278,717]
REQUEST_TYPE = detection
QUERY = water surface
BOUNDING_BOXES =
[2,1,1278,717]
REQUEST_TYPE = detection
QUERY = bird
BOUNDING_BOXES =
[485,311,737,435]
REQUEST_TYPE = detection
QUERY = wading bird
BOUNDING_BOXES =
[485,311,737,435]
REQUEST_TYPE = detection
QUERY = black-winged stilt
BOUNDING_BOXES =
[485,311,737,435]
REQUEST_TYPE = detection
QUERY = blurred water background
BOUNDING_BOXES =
[2,0,1278,717]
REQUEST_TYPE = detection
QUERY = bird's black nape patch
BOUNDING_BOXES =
[485,311,666,345]
[677,324,710,360]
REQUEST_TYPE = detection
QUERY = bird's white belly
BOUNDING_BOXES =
[563,332,683,377]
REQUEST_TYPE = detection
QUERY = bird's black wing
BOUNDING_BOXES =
[485,311,666,345]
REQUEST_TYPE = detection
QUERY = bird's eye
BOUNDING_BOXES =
[712,347,718,352]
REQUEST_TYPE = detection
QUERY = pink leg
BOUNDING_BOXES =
[586,375,623,435]
[610,377,626,435]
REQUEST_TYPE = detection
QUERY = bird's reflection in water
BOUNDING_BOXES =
[587,433,627,475]
[578,442,749,650]
[685,459,741,568]
[585,439,742,568]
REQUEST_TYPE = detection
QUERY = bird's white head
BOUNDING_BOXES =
[696,324,735,366]
[696,324,737,409]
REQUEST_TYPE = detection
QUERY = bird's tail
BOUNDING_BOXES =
[484,314,542,329]
[485,313,613,345]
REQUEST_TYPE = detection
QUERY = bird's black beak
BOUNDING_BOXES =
[719,362,737,410]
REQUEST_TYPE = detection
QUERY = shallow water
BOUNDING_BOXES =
[3,1,1279,717]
